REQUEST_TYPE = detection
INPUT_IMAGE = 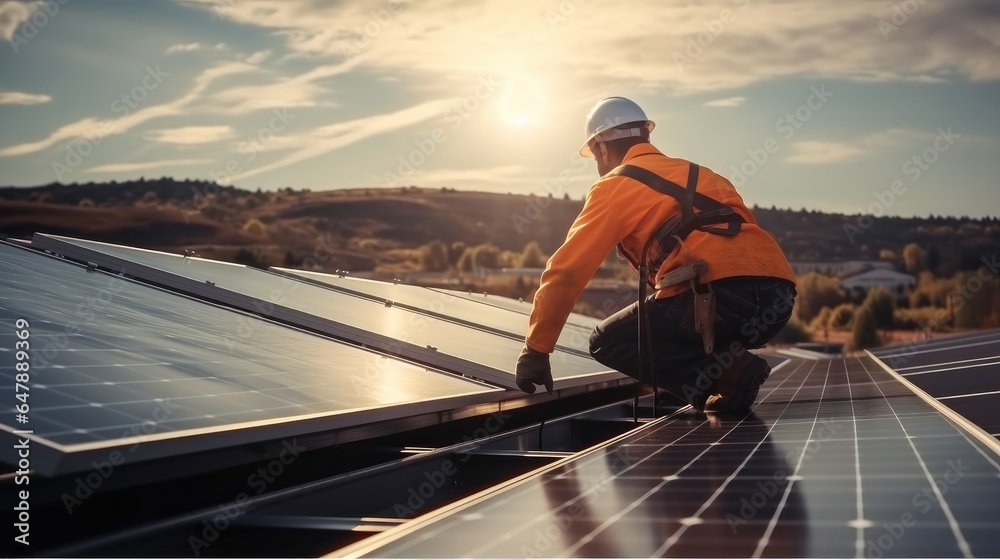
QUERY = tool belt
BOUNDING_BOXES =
[608,163,745,355]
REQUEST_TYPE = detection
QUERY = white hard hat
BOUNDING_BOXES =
[580,96,655,158]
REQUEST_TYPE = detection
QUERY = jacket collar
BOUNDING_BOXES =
[621,142,663,163]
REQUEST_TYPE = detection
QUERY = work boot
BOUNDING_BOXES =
[704,353,771,413]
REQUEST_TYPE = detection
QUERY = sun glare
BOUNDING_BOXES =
[497,74,547,129]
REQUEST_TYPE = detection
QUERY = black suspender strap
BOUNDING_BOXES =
[683,162,698,226]
[608,162,745,276]
[608,163,745,238]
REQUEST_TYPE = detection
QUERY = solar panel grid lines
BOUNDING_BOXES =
[866,350,1000,468]
[330,356,1000,558]
[331,359,811,558]
[30,234,618,392]
[871,330,1000,440]
[649,360,820,558]
[0,241,503,476]
[855,358,973,558]
[752,359,832,558]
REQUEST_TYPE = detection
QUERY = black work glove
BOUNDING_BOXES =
[515,345,553,395]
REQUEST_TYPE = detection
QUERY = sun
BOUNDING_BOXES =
[497,74,547,129]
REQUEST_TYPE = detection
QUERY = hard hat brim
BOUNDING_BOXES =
[579,120,655,158]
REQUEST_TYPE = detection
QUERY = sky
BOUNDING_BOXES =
[0,0,998,218]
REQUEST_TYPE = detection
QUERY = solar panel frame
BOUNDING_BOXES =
[0,241,506,476]
[30,234,623,392]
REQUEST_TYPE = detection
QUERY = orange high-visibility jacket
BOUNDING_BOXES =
[526,143,796,354]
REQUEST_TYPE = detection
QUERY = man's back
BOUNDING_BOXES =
[602,143,795,298]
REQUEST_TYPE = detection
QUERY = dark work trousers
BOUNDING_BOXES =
[589,276,796,408]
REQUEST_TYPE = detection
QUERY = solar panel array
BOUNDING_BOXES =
[0,242,504,475]
[31,234,620,392]
[334,355,1000,558]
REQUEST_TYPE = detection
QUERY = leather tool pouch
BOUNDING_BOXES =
[693,283,716,355]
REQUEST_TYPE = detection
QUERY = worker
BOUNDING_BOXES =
[515,96,797,412]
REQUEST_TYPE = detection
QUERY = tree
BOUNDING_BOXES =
[456,244,501,272]
[829,304,855,329]
[793,272,845,323]
[472,243,502,269]
[519,241,548,268]
[448,242,466,266]
[848,307,881,351]
[418,240,450,272]
[456,247,475,272]
[952,272,1000,329]
[862,286,895,330]
[902,243,926,273]
[809,306,834,331]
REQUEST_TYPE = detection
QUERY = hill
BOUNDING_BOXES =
[1,178,997,277]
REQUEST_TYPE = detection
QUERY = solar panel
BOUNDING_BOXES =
[270,267,594,354]
[874,330,1000,437]
[427,285,602,330]
[0,242,502,476]
[332,355,1000,558]
[30,234,622,392]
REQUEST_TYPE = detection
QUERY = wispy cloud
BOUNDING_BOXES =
[704,96,746,108]
[86,158,213,174]
[183,0,1000,94]
[0,60,256,157]
[145,125,235,144]
[244,49,270,65]
[0,1,40,41]
[165,42,201,54]
[786,141,865,164]
[235,98,455,181]
[210,59,355,113]
[0,90,51,105]
[786,128,931,164]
